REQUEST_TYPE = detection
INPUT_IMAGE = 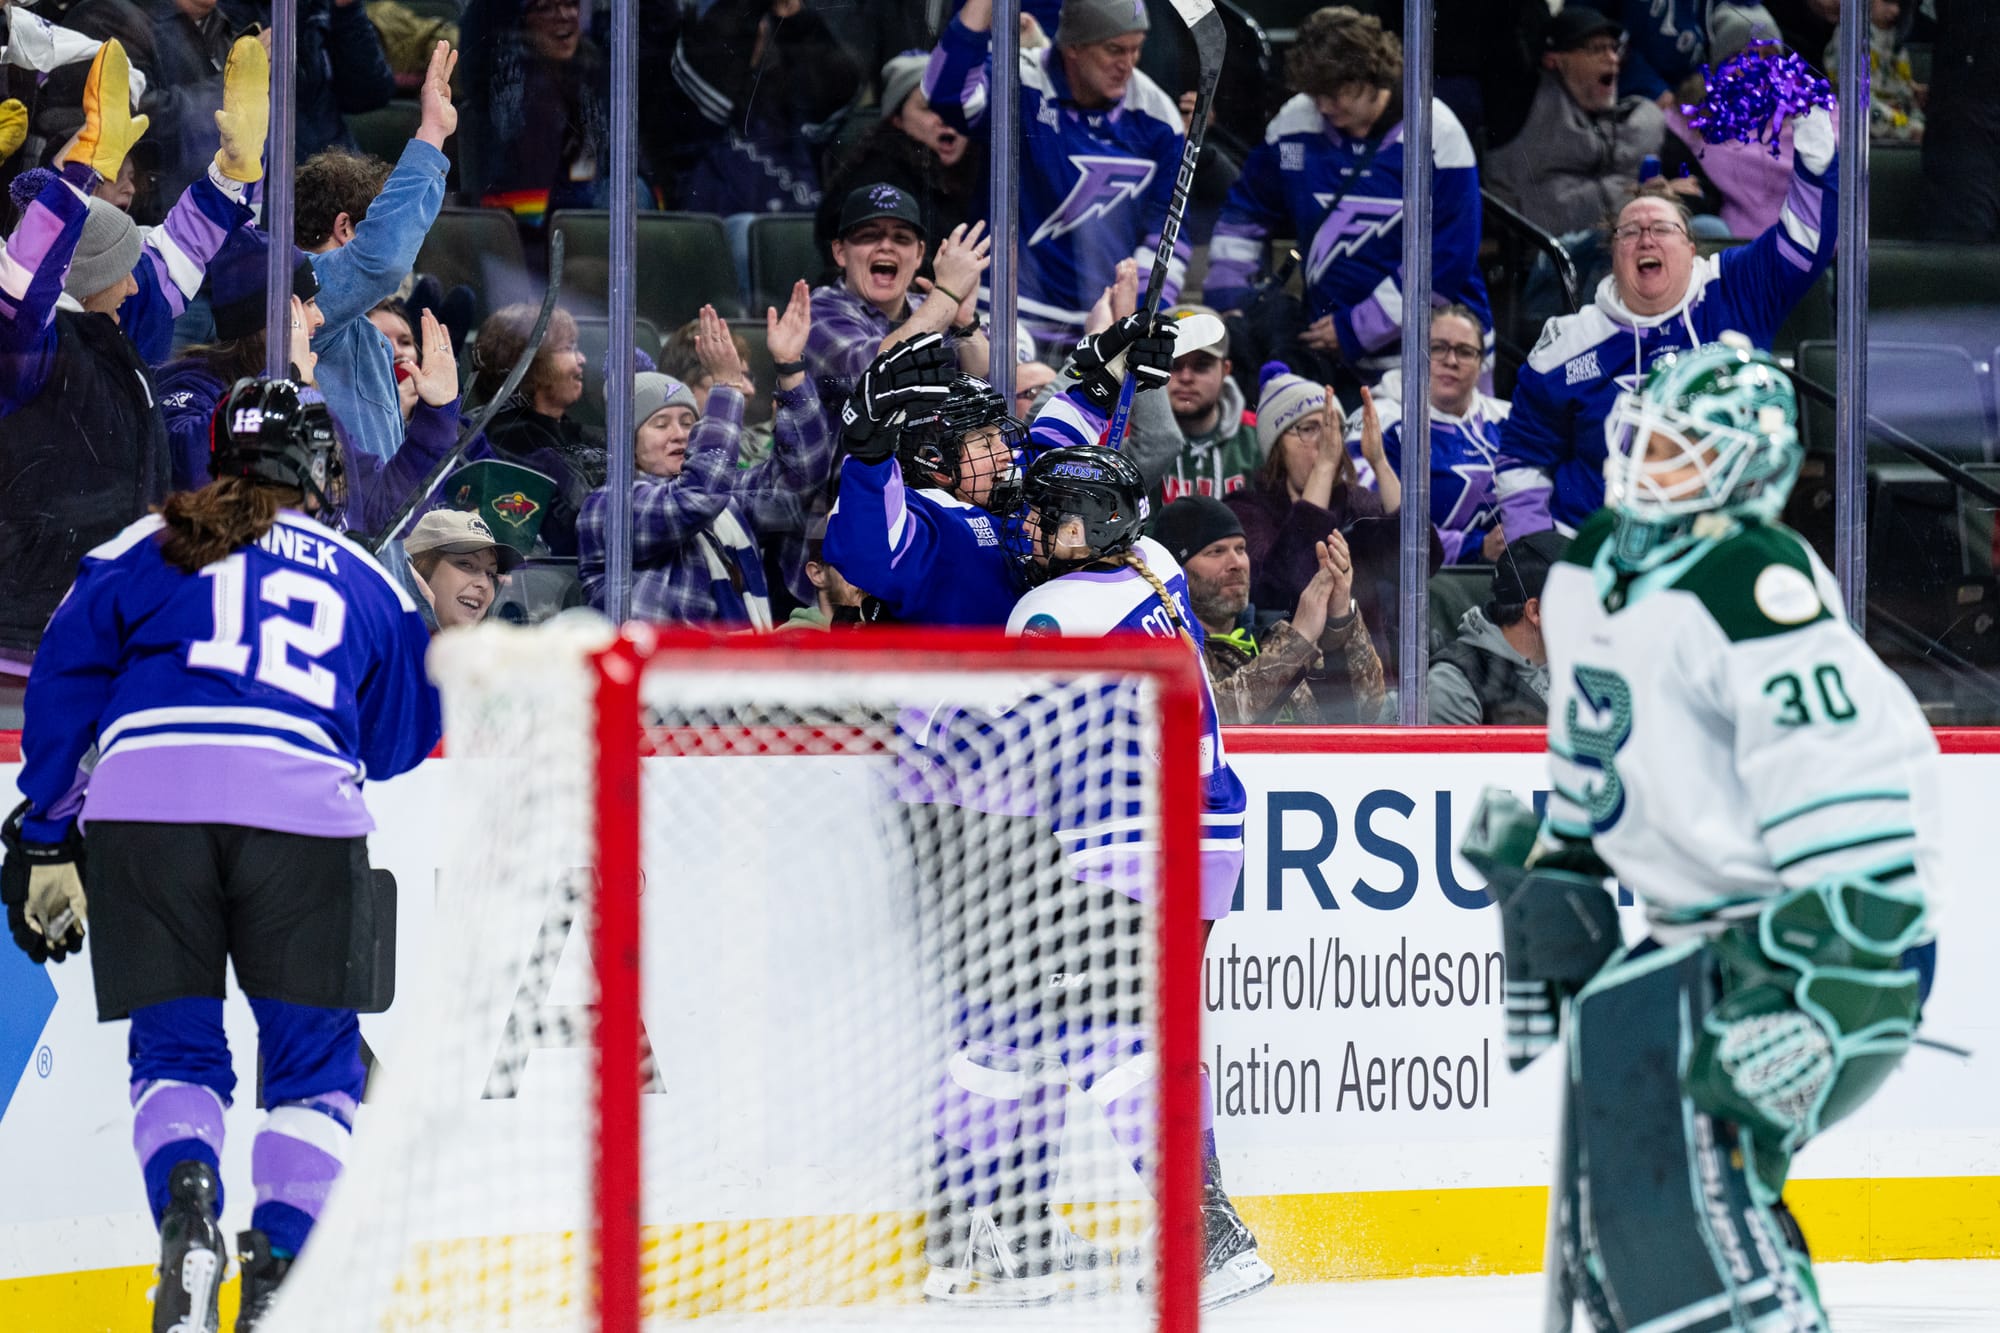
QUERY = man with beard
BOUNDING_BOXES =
[1152,496,1385,724]
[806,184,992,439]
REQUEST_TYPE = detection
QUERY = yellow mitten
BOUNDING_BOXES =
[0,100,26,165]
[212,34,270,184]
[64,40,150,181]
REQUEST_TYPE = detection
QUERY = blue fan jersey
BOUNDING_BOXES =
[18,511,440,844]
[1350,375,1508,565]
[1494,109,1841,536]
[923,16,1188,351]
[1206,95,1490,375]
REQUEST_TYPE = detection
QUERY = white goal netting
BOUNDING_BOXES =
[265,618,1199,1331]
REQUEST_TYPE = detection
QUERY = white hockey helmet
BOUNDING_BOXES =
[1602,332,1802,570]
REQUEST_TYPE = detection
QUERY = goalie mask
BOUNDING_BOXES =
[1602,333,1801,571]
[896,374,1027,515]
[1014,444,1149,587]
[210,377,343,513]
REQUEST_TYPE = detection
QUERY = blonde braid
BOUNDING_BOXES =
[1116,549,1199,651]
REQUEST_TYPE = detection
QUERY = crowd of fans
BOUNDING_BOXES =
[1,0,1993,725]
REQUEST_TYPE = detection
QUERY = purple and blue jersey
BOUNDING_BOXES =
[922,16,1187,352]
[17,511,440,845]
[1204,95,1489,376]
[1351,375,1508,565]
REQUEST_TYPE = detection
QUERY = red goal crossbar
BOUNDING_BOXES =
[588,625,1210,1333]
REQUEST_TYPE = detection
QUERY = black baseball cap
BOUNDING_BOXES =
[1489,529,1570,612]
[838,183,926,239]
[1546,7,1624,52]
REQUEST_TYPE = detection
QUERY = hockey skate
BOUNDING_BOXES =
[923,1203,1118,1305]
[234,1229,292,1332]
[151,1160,225,1333]
[1198,1181,1274,1310]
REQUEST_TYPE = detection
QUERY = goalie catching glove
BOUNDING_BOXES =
[1459,788,1620,1072]
[841,334,959,462]
[1065,312,1177,412]
[2,800,87,964]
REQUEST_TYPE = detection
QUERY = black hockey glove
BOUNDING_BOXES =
[2,799,87,964]
[1066,311,1177,412]
[841,333,958,463]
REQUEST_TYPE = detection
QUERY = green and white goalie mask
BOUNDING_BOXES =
[1602,333,1803,571]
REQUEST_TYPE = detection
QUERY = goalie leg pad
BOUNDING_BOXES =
[1687,881,1926,1199]
[1567,942,1828,1332]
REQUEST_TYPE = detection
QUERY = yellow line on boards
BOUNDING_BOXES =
[6,1178,1995,1328]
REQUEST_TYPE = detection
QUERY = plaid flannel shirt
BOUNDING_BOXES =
[578,379,834,624]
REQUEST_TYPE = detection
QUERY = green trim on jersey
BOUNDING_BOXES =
[1560,510,1618,568]
[1771,826,1919,872]
[1759,789,1911,833]
[1670,521,1832,643]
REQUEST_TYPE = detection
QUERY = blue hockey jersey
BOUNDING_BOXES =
[923,16,1187,352]
[1350,371,1507,565]
[822,387,1115,626]
[1205,94,1490,375]
[18,511,440,844]
[1004,536,1246,920]
[1494,108,1840,536]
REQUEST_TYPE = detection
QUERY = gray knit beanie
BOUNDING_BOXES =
[63,198,142,302]
[1254,361,1327,457]
[634,372,697,429]
[879,53,929,118]
[1055,0,1150,47]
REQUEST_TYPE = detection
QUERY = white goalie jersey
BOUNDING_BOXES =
[1539,511,1946,939]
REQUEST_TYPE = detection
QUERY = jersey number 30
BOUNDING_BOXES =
[187,554,348,708]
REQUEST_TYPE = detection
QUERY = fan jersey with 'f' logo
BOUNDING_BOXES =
[1205,94,1490,376]
[923,15,1187,354]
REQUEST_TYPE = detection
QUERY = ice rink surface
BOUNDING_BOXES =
[717,1261,2000,1331]
[1201,1261,2000,1331]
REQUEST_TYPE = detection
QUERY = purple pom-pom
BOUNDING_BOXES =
[8,167,57,214]
[1684,40,1833,157]
[1257,360,1294,390]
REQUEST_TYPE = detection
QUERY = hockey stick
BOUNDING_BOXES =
[366,230,566,557]
[1103,0,1226,447]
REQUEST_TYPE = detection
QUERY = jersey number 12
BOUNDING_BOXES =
[187,554,348,708]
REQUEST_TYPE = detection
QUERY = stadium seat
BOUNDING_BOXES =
[727,318,776,428]
[549,211,746,330]
[1869,145,1926,242]
[1797,341,1993,464]
[1863,243,2000,361]
[1427,564,1491,644]
[568,316,664,431]
[745,214,823,313]
[413,208,532,324]
[343,101,420,166]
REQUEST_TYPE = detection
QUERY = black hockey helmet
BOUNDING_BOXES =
[1018,444,1148,585]
[210,377,342,510]
[897,373,1027,513]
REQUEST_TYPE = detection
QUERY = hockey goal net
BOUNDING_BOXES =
[265,620,1206,1332]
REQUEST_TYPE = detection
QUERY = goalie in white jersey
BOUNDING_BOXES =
[1466,336,1942,1332]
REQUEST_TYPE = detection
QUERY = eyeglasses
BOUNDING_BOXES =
[1612,220,1689,245]
[1285,418,1328,443]
[1428,340,1482,365]
[1577,37,1625,58]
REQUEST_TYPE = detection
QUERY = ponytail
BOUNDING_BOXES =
[156,477,299,573]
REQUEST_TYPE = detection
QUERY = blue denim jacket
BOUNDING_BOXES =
[309,139,449,462]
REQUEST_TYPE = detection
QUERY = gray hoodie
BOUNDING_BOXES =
[1428,604,1550,726]
[1486,69,1666,238]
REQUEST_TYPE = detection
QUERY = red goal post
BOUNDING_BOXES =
[592,625,1208,1333]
